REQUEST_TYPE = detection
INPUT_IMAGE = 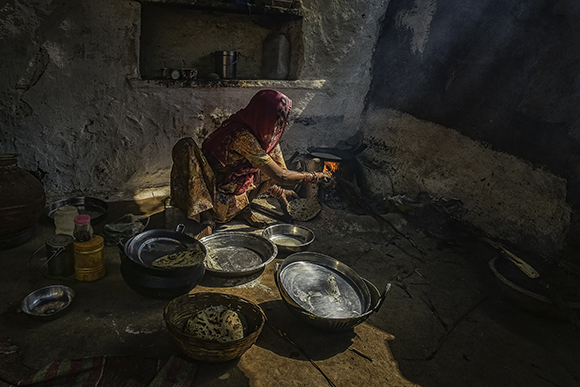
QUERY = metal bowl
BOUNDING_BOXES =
[262,224,315,255]
[277,276,391,331]
[199,232,278,277]
[21,285,75,321]
[274,252,391,331]
[46,197,108,223]
[120,225,207,299]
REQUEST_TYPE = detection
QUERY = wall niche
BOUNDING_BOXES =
[139,1,304,82]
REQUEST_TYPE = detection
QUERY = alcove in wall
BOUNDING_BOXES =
[139,1,304,81]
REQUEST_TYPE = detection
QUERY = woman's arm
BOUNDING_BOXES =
[259,160,307,185]
[228,131,329,185]
[259,159,329,186]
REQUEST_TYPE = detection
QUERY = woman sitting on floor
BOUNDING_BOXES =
[170,89,330,231]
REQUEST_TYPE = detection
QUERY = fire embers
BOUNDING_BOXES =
[311,157,365,213]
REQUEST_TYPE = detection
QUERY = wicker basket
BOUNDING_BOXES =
[163,292,266,362]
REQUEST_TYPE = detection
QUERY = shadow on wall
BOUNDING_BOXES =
[366,0,580,176]
[361,108,571,259]
[363,0,580,258]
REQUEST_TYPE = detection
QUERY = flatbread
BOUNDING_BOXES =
[287,198,321,221]
[151,249,204,268]
[183,305,245,342]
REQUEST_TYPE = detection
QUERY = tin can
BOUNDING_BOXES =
[46,234,75,277]
[214,50,239,79]
[74,235,105,281]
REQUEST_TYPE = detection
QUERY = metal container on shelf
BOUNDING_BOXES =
[215,50,239,79]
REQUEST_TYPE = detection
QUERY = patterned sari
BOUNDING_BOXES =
[170,90,292,223]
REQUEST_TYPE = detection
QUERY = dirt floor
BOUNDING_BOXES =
[1,197,579,387]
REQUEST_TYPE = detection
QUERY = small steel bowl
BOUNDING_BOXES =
[21,285,75,321]
[262,224,315,255]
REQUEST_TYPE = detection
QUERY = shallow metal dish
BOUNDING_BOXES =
[46,197,108,223]
[277,274,391,331]
[21,285,75,321]
[199,231,278,277]
[274,252,375,328]
[262,224,314,255]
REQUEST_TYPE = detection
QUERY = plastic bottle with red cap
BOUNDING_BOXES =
[73,214,94,242]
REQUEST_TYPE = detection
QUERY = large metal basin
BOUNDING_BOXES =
[199,231,277,277]
[274,252,391,331]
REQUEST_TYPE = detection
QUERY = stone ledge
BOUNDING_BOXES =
[128,78,327,90]
[137,0,304,17]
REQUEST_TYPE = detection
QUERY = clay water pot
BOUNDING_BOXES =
[0,154,46,249]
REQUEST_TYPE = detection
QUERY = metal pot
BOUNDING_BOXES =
[274,252,391,331]
[277,276,391,331]
[119,225,206,299]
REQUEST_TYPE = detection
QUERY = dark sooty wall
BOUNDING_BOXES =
[367,0,580,203]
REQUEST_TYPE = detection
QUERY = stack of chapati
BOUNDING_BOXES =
[183,305,245,343]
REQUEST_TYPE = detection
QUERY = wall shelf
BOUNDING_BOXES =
[137,0,303,18]
[138,1,304,81]
[128,78,327,90]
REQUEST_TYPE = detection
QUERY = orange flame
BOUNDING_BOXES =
[323,161,340,174]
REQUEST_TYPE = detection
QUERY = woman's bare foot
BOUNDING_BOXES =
[194,220,216,239]
[239,208,269,228]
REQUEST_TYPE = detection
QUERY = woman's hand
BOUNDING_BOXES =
[279,188,299,207]
[316,171,333,185]
[268,185,298,207]
[260,159,334,186]
[302,171,333,185]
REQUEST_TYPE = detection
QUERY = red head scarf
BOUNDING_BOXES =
[202,89,292,194]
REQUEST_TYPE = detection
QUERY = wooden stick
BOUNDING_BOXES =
[425,296,488,360]
[421,292,447,329]
[349,348,373,362]
[336,176,426,258]
[266,321,336,387]
[404,296,489,361]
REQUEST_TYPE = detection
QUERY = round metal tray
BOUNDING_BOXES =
[46,197,108,223]
[276,252,372,319]
[199,232,278,277]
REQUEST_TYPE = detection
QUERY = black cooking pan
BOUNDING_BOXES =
[307,143,367,161]
[119,225,206,299]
